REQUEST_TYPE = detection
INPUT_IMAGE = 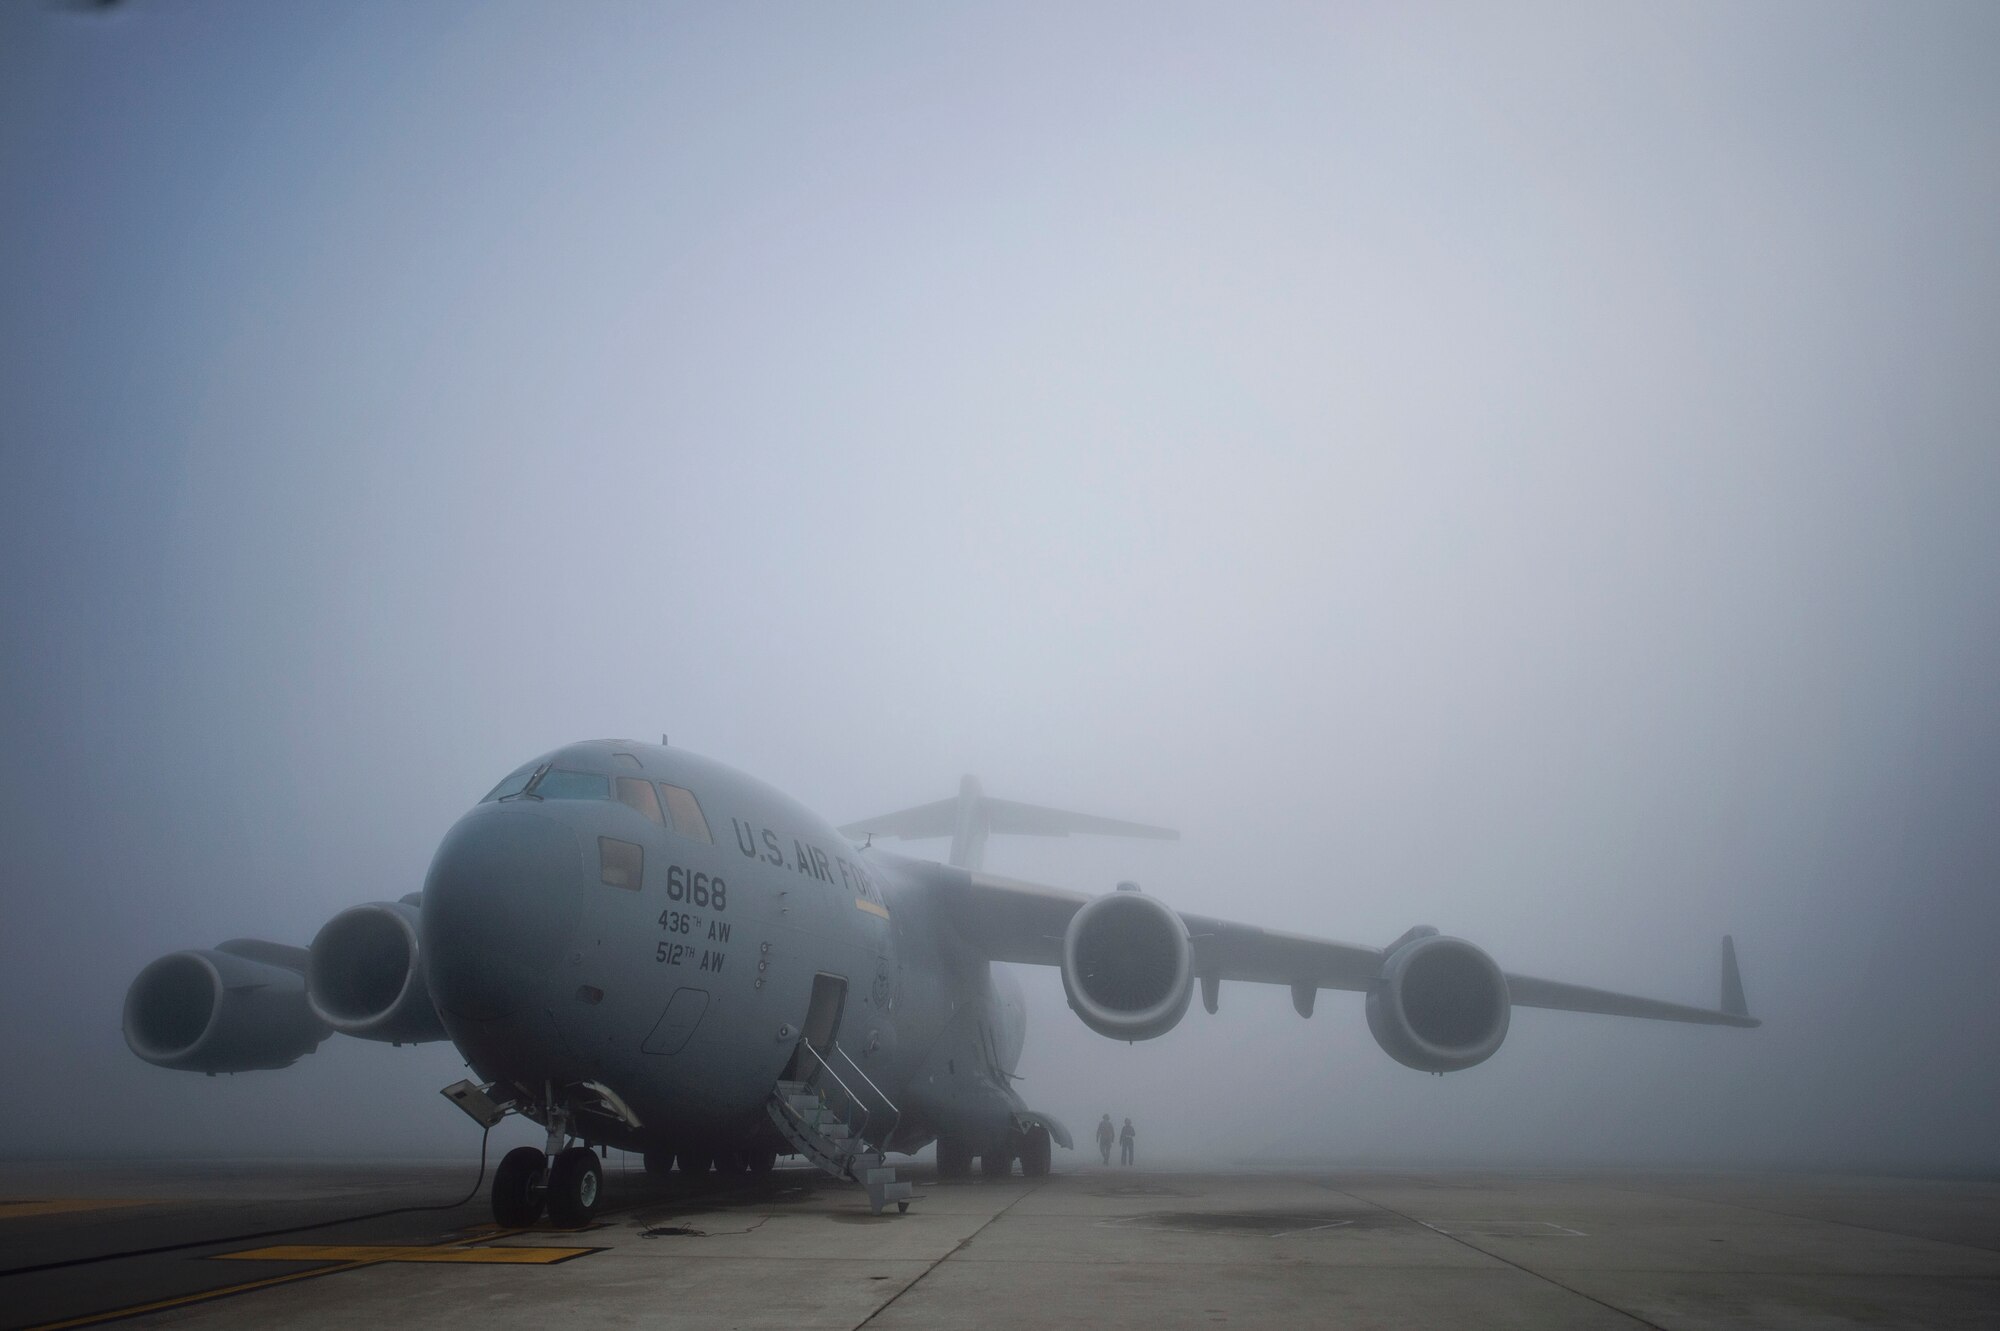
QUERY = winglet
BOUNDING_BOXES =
[1720,935,1749,1018]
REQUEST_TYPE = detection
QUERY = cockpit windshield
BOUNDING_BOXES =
[481,764,612,803]
[534,770,611,800]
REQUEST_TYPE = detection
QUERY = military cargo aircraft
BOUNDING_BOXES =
[122,739,1757,1225]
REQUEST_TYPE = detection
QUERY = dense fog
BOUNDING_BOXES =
[4,3,1998,1174]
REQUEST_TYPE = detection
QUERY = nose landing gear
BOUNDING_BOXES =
[545,1146,602,1227]
[492,1146,546,1227]
[491,1144,602,1228]
[449,1080,637,1229]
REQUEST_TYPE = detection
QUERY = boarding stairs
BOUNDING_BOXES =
[767,1044,913,1215]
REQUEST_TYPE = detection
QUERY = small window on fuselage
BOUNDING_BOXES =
[658,784,712,844]
[599,836,643,890]
[536,770,611,801]
[616,777,664,825]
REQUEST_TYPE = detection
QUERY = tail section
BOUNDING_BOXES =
[839,775,1178,870]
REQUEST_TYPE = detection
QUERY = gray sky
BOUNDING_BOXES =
[4,1,1998,1170]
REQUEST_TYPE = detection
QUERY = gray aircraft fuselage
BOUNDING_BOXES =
[425,740,1025,1158]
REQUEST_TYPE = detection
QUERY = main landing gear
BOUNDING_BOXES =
[1019,1124,1053,1178]
[936,1136,973,1180]
[937,1124,1050,1181]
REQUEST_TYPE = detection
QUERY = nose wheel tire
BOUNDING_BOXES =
[980,1146,1014,1180]
[546,1146,602,1228]
[492,1146,546,1227]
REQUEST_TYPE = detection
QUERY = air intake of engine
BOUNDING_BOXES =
[1060,888,1194,1042]
[307,900,448,1044]
[124,946,329,1073]
[1365,933,1511,1072]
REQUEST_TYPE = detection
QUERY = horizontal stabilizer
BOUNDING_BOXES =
[841,775,1176,870]
[836,796,960,842]
[984,797,1179,841]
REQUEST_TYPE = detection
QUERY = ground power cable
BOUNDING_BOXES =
[0,1126,494,1279]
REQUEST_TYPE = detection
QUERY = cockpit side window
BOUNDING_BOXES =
[658,784,712,844]
[534,770,612,801]
[616,777,664,825]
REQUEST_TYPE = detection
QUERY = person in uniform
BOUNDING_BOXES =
[1096,1113,1115,1165]
[1119,1117,1136,1166]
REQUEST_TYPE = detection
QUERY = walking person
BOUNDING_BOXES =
[1119,1117,1136,1166]
[1095,1113,1115,1165]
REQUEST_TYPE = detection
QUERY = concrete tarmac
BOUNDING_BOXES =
[3,1159,1998,1329]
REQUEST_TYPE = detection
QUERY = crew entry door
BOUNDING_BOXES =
[787,972,847,1083]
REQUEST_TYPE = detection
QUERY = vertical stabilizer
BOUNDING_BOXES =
[950,775,989,870]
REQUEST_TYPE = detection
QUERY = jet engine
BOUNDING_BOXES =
[1366,932,1511,1072]
[1059,886,1194,1041]
[123,943,330,1073]
[307,899,448,1044]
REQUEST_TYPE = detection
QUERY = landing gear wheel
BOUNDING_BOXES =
[675,1148,714,1178]
[546,1146,602,1228]
[643,1150,676,1177]
[1019,1125,1053,1178]
[936,1137,972,1180]
[714,1146,746,1174]
[492,1146,546,1227]
[980,1146,1014,1180]
[746,1149,777,1175]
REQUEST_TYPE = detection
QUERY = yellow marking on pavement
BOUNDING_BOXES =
[216,1242,596,1264]
[19,1260,377,1331]
[0,1199,153,1219]
[855,897,890,919]
[16,1232,602,1330]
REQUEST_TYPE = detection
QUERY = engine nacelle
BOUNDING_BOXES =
[1060,887,1194,1041]
[123,945,330,1073]
[1366,933,1511,1072]
[307,900,449,1044]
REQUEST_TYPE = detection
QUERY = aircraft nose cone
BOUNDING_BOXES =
[422,805,585,1022]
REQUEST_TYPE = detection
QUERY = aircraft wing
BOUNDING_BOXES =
[941,870,1756,1028]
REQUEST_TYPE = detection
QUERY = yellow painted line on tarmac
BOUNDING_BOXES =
[0,1200,154,1220]
[16,1231,603,1330]
[17,1260,378,1331]
[215,1242,598,1264]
